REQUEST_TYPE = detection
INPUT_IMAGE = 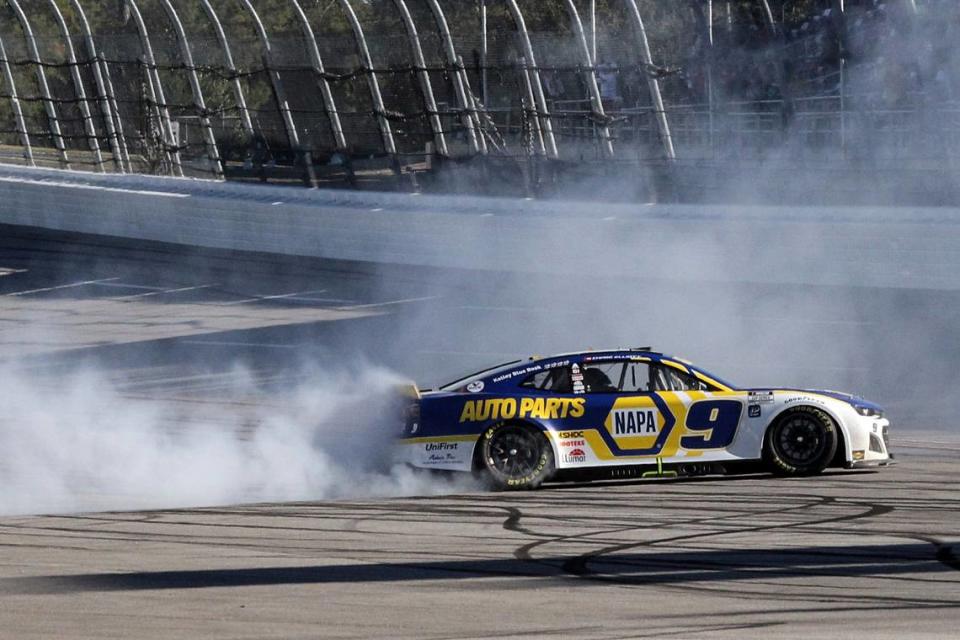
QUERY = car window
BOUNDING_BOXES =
[579,362,622,393]
[579,361,654,393]
[521,360,709,393]
[520,367,572,393]
[619,361,651,392]
[650,365,709,391]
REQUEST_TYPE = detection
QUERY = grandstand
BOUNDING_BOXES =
[0,0,956,202]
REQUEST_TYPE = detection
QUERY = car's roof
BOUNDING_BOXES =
[438,347,670,390]
[544,346,659,359]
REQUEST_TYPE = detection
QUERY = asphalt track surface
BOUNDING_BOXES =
[1,223,959,639]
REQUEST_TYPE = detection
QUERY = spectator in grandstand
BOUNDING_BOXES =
[542,68,564,101]
[597,59,621,109]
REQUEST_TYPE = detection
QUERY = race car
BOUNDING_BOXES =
[398,348,893,489]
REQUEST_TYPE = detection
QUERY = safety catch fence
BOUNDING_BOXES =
[0,1,957,194]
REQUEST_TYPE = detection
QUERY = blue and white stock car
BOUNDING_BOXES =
[399,348,893,489]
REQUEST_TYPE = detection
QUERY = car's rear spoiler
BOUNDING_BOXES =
[393,381,421,400]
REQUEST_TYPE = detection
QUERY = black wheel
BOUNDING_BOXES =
[480,423,554,490]
[764,406,838,476]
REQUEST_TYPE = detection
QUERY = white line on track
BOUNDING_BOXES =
[334,295,438,311]
[455,304,550,313]
[4,277,119,296]
[273,295,357,304]
[111,284,218,300]
[215,289,344,306]
[95,281,166,291]
[741,315,876,326]
[897,439,960,451]
[179,339,301,349]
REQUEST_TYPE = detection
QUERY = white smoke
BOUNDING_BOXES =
[0,362,476,516]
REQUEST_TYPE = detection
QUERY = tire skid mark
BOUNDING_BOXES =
[510,494,832,568]
[495,489,960,609]
[561,497,890,576]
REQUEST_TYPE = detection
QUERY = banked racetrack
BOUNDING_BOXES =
[0,174,959,638]
[1,459,959,639]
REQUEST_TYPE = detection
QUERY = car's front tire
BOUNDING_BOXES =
[764,406,838,476]
[480,423,554,490]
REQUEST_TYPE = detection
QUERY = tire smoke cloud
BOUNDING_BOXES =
[0,363,474,516]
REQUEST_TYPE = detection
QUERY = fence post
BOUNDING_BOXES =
[46,0,104,171]
[423,0,482,154]
[621,0,676,161]
[481,0,488,105]
[707,0,716,161]
[458,55,490,154]
[289,0,348,158]
[758,0,777,30]
[561,0,614,158]
[67,0,127,173]
[236,0,317,187]
[98,51,132,172]
[6,0,70,168]
[504,0,558,158]
[336,0,399,164]
[157,0,223,178]
[125,0,182,176]
[832,0,848,161]
[198,0,255,141]
[392,0,448,157]
[0,34,34,167]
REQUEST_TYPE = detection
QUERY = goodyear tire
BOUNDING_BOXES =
[481,423,554,490]
[764,406,838,476]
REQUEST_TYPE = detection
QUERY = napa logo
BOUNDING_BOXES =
[611,409,660,436]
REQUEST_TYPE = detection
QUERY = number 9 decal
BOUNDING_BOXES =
[680,400,743,449]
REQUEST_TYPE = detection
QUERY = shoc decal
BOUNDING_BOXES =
[459,397,585,422]
[557,431,584,438]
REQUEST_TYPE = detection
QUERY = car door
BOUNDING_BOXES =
[586,359,677,460]
[583,359,745,463]
[648,363,745,462]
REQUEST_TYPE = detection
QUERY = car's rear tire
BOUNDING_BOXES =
[764,406,838,476]
[480,423,554,490]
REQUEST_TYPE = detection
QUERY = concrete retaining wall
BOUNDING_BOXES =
[2,164,959,290]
